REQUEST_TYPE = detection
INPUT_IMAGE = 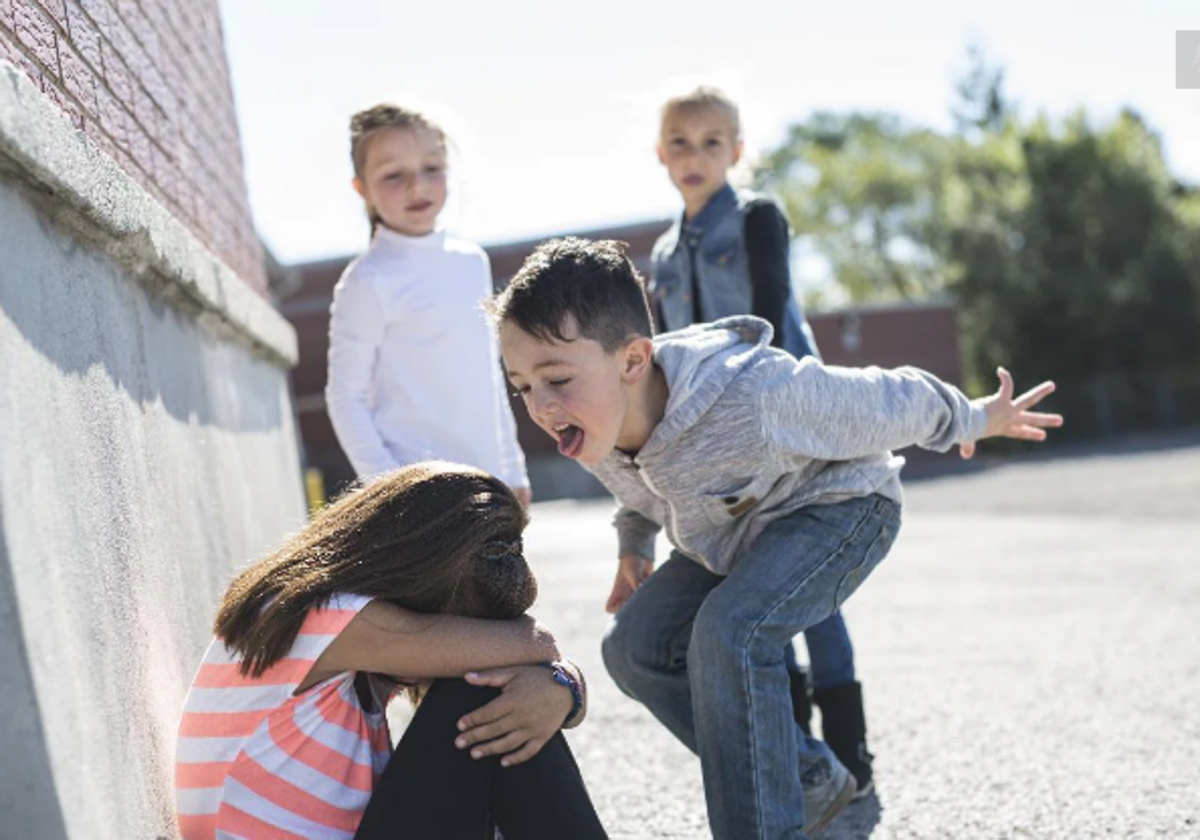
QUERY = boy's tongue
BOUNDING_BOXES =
[557,425,584,458]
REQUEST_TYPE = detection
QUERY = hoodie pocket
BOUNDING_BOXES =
[700,475,773,527]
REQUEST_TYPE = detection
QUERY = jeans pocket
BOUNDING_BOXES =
[832,505,899,611]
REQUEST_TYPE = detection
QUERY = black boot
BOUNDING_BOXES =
[788,665,813,735]
[813,680,874,798]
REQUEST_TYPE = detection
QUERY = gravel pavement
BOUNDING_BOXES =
[518,437,1200,839]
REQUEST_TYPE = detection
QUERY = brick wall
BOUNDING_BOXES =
[0,0,266,293]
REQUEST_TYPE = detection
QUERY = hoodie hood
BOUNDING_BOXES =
[638,316,774,460]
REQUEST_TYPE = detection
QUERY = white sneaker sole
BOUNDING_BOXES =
[805,771,857,835]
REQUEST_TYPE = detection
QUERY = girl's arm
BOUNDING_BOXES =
[744,199,792,349]
[306,600,560,686]
[326,270,399,478]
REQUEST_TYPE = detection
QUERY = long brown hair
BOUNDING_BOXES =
[215,462,533,677]
[349,103,448,237]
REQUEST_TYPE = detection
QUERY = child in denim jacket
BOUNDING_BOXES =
[648,86,870,798]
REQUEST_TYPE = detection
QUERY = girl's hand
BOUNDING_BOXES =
[455,665,573,766]
[960,367,1064,459]
[606,554,654,614]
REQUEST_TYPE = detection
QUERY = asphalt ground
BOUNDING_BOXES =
[516,437,1200,839]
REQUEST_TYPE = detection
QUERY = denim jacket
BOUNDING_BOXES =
[649,185,819,359]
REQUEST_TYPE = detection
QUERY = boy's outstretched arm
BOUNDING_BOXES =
[959,367,1062,459]
[762,358,1061,460]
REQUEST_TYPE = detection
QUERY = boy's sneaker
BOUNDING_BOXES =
[802,756,857,835]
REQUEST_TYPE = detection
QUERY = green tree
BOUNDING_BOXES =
[755,112,953,304]
[756,48,1200,418]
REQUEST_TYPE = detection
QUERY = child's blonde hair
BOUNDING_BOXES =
[349,103,448,234]
[659,86,742,143]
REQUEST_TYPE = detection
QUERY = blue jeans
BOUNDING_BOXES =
[602,495,900,840]
[792,611,856,690]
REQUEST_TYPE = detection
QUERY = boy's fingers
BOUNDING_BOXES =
[1014,381,1056,409]
[1021,411,1063,427]
[500,738,546,767]
[1009,425,1048,440]
[996,367,1014,399]
[959,440,976,459]
[605,591,627,614]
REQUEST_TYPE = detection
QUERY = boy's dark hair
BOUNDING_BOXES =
[488,237,655,352]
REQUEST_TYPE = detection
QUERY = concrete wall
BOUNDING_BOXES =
[0,60,304,839]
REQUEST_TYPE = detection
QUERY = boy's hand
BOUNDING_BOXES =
[961,367,1064,459]
[606,554,654,613]
[513,487,533,508]
[456,665,572,766]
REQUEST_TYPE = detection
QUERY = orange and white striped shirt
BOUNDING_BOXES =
[175,593,391,839]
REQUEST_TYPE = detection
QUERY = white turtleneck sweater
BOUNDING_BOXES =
[325,226,528,488]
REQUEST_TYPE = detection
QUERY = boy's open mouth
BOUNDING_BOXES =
[553,424,585,459]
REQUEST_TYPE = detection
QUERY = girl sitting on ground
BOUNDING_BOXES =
[175,461,607,839]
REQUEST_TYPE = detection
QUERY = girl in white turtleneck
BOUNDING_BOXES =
[326,103,530,503]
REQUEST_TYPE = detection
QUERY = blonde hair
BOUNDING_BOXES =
[659,86,742,142]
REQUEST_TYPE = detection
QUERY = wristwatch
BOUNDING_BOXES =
[539,660,584,727]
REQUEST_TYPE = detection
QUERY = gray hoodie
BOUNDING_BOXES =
[590,316,989,575]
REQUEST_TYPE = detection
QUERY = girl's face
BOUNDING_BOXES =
[354,126,448,236]
[657,109,742,215]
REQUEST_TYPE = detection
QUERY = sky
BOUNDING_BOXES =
[217,1,1200,266]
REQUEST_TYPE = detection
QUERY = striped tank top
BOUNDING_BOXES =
[175,593,392,839]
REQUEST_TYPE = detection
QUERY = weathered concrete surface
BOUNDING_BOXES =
[0,63,306,840]
[523,438,1200,838]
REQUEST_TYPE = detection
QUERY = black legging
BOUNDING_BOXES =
[354,679,608,839]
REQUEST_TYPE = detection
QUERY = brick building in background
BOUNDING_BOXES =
[0,0,266,290]
[277,219,964,502]
[1,3,302,838]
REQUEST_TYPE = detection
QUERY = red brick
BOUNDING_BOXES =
[4,40,45,90]
[41,78,84,128]
[57,38,97,116]
[5,0,267,292]
[82,114,116,159]
[151,140,175,196]
[124,116,153,175]
[139,59,166,111]
[93,78,127,144]
[116,1,158,66]
[99,37,129,99]
[13,0,58,74]
[35,0,66,32]
[76,0,110,38]
[139,0,173,46]
[64,0,100,68]
[131,83,162,143]
[115,146,146,189]
[106,9,146,77]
